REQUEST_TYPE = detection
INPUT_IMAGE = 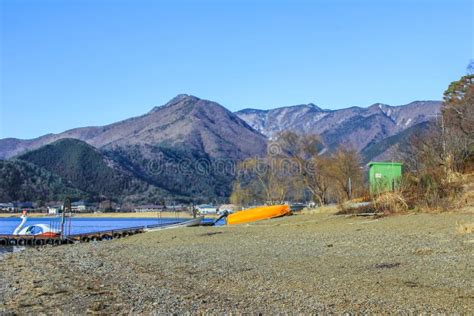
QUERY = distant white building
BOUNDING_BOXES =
[196,204,217,214]
[71,201,95,212]
[134,205,163,212]
[0,203,14,211]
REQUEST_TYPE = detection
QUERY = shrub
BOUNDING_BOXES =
[373,192,409,214]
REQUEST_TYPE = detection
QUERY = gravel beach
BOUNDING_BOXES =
[0,213,472,314]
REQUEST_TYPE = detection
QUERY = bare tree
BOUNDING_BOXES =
[303,155,333,205]
[232,131,365,205]
[274,131,333,205]
[330,147,364,202]
[229,181,252,207]
[236,155,291,205]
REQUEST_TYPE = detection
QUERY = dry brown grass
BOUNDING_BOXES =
[366,171,473,214]
[455,173,474,208]
[456,222,474,234]
[335,202,377,215]
[373,191,409,214]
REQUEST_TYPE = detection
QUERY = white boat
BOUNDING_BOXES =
[144,216,203,232]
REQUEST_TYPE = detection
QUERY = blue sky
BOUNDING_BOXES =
[1,0,472,139]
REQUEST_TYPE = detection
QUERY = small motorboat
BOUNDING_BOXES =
[227,205,291,225]
[13,211,61,238]
[144,216,203,232]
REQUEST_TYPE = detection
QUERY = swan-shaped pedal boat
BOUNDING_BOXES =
[13,211,61,238]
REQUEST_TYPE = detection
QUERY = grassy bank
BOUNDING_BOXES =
[0,212,472,313]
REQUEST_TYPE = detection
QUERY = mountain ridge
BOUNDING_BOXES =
[0,95,442,202]
[0,95,441,162]
[1,96,269,202]
[0,95,267,160]
[235,100,441,150]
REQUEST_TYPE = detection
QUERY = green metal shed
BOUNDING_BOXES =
[368,162,403,193]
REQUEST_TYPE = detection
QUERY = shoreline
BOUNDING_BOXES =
[0,211,218,219]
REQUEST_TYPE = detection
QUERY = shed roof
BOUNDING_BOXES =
[368,162,403,167]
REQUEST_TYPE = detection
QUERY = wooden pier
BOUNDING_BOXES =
[0,225,146,247]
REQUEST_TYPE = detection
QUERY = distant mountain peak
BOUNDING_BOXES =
[237,102,323,115]
[278,103,324,112]
[149,94,201,113]
[367,103,390,110]
[166,94,200,105]
[306,103,322,110]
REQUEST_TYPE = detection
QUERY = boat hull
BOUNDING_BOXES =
[37,232,61,238]
[227,205,290,225]
[144,217,203,232]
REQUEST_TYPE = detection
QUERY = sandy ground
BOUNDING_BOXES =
[0,212,473,314]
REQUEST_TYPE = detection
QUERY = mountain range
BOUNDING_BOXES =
[0,95,266,160]
[0,95,441,203]
[236,100,440,152]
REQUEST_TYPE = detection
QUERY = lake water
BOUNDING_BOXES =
[0,216,223,236]
[0,216,224,260]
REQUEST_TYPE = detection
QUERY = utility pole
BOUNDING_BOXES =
[348,177,352,200]
[439,112,450,178]
[191,202,196,219]
[61,197,71,240]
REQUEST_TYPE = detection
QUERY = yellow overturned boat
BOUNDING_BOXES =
[227,205,291,225]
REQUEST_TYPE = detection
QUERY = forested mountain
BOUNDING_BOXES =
[1,96,267,202]
[16,139,156,199]
[0,159,84,202]
[0,95,441,202]
[360,121,434,163]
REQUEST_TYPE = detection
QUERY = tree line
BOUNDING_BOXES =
[230,131,365,206]
[231,74,474,212]
[397,74,474,210]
